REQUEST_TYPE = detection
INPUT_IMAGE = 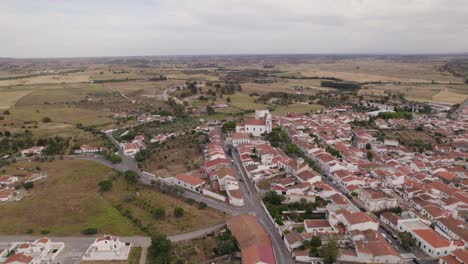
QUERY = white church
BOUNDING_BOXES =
[235,109,272,137]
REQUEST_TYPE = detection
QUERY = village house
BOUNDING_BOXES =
[231,133,250,146]
[304,219,337,235]
[174,174,205,192]
[0,175,19,186]
[0,188,13,202]
[3,237,65,264]
[74,144,100,154]
[358,188,398,212]
[439,249,468,264]
[82,235,131,261]
[20,146,44,157]
[121,143,140,157]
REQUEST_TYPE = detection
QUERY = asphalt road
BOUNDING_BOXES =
[223,140,294,264]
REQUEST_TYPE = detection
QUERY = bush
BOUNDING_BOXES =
[81,228,98,235]
[98,180,112,192]
[124,170,138,184]
[152,207,166,220]
[23,182,34,190]
[40,230,50,235]
[42,117,52,123]
[174,207,184,217]
[198,202,207,209]
[149,233,171,264]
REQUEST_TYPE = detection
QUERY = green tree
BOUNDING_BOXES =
[319,239,339,264]
[23,182,34,190]
[149,233,171,264]
[98,180,112,192]
[218,239,236,255]
[310,236,322,247]
[367,151,373,161]
[124,170,138,184]
[152,207,166,220]
[174,207,184,217]
[398,232,416,250]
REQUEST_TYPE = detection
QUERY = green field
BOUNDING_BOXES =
[0,159,225,236]
[272,103,323,115]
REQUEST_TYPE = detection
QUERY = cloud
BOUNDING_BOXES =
[0,0,467,57]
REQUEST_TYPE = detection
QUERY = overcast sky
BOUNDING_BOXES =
[1,0,468,58]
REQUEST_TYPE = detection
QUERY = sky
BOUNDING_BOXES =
[1,0,468,58]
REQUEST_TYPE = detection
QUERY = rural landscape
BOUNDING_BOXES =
[1,0,468,264]
[0,54,467,264]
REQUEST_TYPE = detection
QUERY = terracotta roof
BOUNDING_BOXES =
[226,214,275,264]
[204,158,228,169]
[413,229,450,248]
[343,211,376,225]
[244,119,266,126]
[175,174,205,186]
[381,212,400,226]
[232,133,250,140]
[4,254,33,264]
[305,219,331,229]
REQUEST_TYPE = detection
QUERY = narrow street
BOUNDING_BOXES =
[221,137,294,264]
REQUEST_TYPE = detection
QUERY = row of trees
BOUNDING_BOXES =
[321,81,361,90]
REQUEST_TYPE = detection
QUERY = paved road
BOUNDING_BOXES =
[225,142,294,264]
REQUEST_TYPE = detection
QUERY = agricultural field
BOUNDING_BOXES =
[141,133,207,177]
[0,159,225,236]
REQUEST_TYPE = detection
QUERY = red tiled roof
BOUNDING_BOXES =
[4,254,33,264]
[175,174,205,186]
[413,229,450,248]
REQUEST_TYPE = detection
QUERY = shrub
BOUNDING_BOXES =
[174,207,184,217]
[98,180,112,192]
[81,228,98,235]
[42,117,52,123]
[152,207,166,220]
[23,182,34,190]
[40,230,50,235]
[198,202,207,209]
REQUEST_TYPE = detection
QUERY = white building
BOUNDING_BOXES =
[358,188,398,212]
[235,109,272,137]
[82,235,131,261]
[174,174,205,192]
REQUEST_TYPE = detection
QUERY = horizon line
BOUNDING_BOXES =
[2,51,468,60]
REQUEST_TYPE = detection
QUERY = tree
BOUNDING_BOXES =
[98,180,112,192]
[174,207,184,217]
[310,236,322,247]
[398,232,416,250]
[365,143,371,150]
[124,170,138,184]
[226,97,231,103]
[81,228,98,235]
[152,207,166,220]
[319,239,339,264]
[149,233,171,264]
[218,239,236,255]
[367,151,373,161]
[206,106,215,115]
[23,182,34,190]
[42,117,52,123]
